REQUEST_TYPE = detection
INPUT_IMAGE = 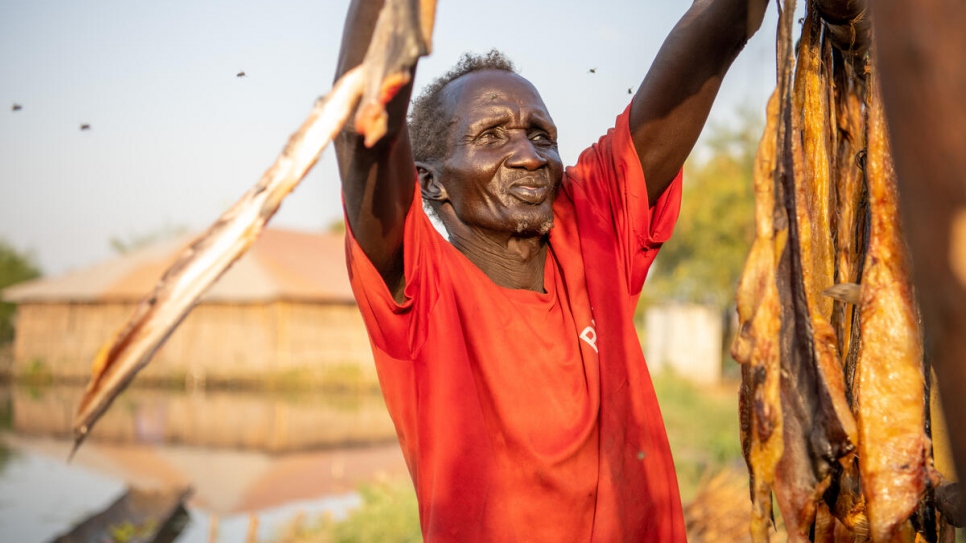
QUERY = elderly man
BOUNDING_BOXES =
[335,1,767,540]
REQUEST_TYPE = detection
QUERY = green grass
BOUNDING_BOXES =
[270,478,420,543]
[104,364,383,394]
[267,373,966,541]
[215,365,381,394]
[19,357,53,385]
[266,371,743,543]
[651,370,743,503]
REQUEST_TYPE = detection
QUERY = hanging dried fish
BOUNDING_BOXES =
[733,87,784,542]
[70,68,366,456]
[854,72,939,543]
[765,8,858,541]
[735,0,951,541]
[871,0,966,491]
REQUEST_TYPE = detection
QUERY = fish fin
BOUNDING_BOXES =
[822,283,861,305]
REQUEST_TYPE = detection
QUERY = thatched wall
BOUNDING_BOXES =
[11,300,375,386]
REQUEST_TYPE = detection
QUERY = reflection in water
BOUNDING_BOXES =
[12,383,398,451]
[0,383,408,542]
[0,387,14,471]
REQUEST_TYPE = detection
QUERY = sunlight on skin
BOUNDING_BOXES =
[950,209,966,288]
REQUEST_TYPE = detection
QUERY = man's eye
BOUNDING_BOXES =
[477,131,501,142]
[530,133,555,145]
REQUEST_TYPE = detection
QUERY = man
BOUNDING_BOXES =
[335,1,768,540]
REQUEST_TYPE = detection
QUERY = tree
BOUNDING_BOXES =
[642,107,762,309]
[0,239,42,344]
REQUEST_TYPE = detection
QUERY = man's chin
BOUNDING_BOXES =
[512,215,554,237]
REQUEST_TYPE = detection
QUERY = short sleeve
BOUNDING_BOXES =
[562,103,683,294]
[344,182,440,359]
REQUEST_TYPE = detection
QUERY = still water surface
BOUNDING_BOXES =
[0,383,407,542]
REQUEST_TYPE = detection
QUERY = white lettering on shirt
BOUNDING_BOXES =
[579,322,598,353]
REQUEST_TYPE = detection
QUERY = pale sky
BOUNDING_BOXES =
[1,0,782,277]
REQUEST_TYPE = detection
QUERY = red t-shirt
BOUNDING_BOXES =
[345,105,685,542]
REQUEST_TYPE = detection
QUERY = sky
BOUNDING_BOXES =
[1,0,783,277]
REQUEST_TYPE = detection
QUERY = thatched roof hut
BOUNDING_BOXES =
[1,228,374,387]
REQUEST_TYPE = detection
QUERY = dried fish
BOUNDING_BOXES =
[854,72,938,543]
[737,0,946,541]
[767,10,858,541]
[71,0,438,455]
[733,88,784,542]
[71,66,367,456]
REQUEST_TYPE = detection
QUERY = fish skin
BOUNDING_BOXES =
[872,0,966,491]
[795,6,857,452]
[353,0,432,147]
[739,2,945,540]
[71,0,439,455]
[795,9,836,326]
[823,283,861,305]
[70,66,368,456]
[769,11,859,540]
[830,59,867,357]
[855,70,938,543]
[740,2,826,540]
[733,88,784,543]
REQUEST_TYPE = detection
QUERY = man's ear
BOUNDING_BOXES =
[417,161,448,203]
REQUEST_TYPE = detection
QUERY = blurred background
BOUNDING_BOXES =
[1,0,787,541]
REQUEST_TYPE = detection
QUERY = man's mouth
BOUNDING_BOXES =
[507,183,553,204]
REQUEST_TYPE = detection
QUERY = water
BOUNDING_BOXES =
[1,445,363,542]
[0,383,407,542]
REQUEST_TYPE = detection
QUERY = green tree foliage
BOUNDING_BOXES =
[0,239,42,344]
[643,108,762,309]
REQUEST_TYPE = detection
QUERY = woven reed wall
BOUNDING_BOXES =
[11,300,375,385]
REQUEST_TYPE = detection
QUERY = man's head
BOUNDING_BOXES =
[409,50,517,164]
[409,51,563,238]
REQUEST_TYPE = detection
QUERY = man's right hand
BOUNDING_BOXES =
[335,0,427,302]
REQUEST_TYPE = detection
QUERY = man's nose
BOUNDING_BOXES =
[504,132,548,170]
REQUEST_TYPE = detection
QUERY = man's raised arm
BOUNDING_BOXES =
[631,0,769,204]
[334,0,419,301]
